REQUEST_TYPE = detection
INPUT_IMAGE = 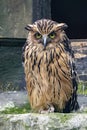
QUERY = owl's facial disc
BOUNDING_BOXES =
[34,33,49,48]
[41,31,56,48]
[34,31,56,49]
[40,34,51,49]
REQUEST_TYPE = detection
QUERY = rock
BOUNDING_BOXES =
[1,91,87,129]
[0,91,28,111]
[71,40,87,81]
[1,91,87,112]
[0,113,87,130]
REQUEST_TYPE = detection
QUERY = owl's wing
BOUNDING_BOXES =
[62,37,79,112]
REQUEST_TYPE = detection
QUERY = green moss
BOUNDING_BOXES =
[0,103,31,114]
[49,113,72,123]
[60,114,71,123]
[78,82,87,95]
[58,113,72,123]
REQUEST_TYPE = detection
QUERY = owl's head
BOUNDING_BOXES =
[25,19,68,49]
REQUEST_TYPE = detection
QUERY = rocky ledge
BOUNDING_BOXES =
[0,91,87,130]
[1,113,87,130]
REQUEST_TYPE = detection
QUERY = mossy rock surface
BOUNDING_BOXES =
[1,91,87,129]
[1,113,87,130]
[0,103,31,114]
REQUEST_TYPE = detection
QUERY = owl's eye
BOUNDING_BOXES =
[48,31,56,39]
[34,32,42,39]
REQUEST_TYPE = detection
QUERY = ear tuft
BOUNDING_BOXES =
[25,24,33,31]
[57,23,68,30]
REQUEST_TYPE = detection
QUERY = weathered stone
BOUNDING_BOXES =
[71,40,87,81]
[0,91,28,111]
[0,0,32,38]
[1,113,87,130]
[32,0,51,22]
[0,91,87,129]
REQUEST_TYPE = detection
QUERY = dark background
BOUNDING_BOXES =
[51,0,87,39]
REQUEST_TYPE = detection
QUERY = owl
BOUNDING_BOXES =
[22,19,79,113]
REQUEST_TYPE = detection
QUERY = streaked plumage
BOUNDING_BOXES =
[22,19,79,113]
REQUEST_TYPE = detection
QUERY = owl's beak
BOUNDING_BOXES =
[42,35,48,49]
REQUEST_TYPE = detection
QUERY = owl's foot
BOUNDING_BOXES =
[39,105,55,114]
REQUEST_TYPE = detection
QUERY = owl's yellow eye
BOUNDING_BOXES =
[48,32,56,39]
[34,32,42,39]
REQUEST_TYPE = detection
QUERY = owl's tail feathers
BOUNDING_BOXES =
[63,83,79,113]
[63,96,79,113]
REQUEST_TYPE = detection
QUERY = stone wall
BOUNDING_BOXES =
[71,40,87,82]
[0,0,32,38]
[32,0,51,22]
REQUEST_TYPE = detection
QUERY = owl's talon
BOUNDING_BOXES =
[39,106,55,114]
[48,105,55,113]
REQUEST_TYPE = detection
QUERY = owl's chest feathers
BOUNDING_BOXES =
[25,44,71,84]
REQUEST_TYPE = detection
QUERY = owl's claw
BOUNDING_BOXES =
[39,106,55,114]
